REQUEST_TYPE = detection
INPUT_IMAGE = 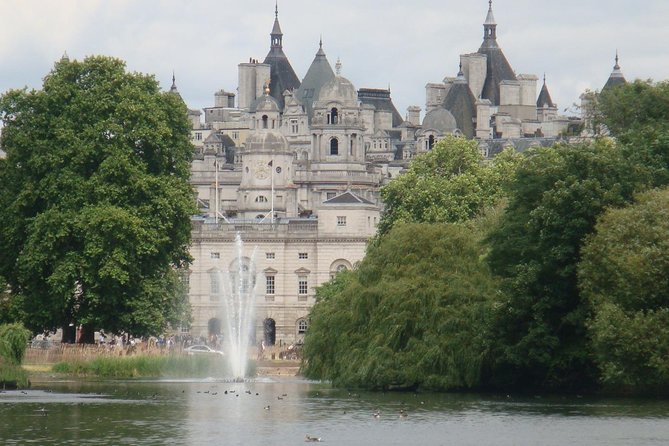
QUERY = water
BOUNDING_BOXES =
[218,233,260,379]
[2,378,669,445]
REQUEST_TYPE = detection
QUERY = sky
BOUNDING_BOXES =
[1,0,668,121]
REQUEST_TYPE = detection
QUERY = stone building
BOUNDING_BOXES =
[182,1,617,345]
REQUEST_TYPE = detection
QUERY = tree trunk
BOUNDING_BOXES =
[77,324,95,344]
[61,324,76,344]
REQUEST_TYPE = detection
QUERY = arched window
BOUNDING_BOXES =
[263,318,276,346]
[328,108,338,125]
[297,319,308,335]
[262,115,268,129]
[330,138,339,156]
[428,135,435,150]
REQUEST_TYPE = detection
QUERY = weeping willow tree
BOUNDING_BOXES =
[302,222,499,391]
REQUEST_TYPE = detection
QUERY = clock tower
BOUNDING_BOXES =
[238,130,296,221]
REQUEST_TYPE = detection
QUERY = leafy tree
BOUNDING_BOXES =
[0,56,195,340]
[0,323,32,365]
[485,139,641,391]
[378,135,520,236]
[302,222,499,391]
[598,80,669,187]
[579,187,669,393]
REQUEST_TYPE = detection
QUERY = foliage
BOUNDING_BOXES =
[579,187,669,393]
[0,56,196,338]
[0,323,32,365]
[0,362,30,389]
[377,135,521,236]
[485,139,641,391]
[302,222,499,391]
[51,354,234,379]
[598,80,669,187]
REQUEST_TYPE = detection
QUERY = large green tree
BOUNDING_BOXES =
[378,135,520,236]
[598,80,669,187]
[579,187,669,393]
[485,139,641,391]
[302,222,499,391]
[0,56,195,340]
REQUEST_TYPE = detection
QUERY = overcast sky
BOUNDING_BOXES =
[1,0,668,120]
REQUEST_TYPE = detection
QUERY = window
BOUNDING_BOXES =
[266,275,275,295]
[330,138,339,155]
[266,252,275,260]
[328,107,338,124]
[210,252,220,259]
[326,192,336,200]
[298,276,308,295]
[194,132,202,141]
[297,319,308,335]
[291,119,299,134]
[262,115,268,129]
[428,135,435,150]
[298,252,308,260]
[337,216,347,226]
[255,196,268,203]
[232,131,239,140]
[210,271,221,298]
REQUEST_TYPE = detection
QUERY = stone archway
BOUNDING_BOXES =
[263,318,276,346]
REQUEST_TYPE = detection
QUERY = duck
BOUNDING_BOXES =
[305,435,321,442]
[264,405,271,410]
[399,409,408,419]
[373,410,381,419]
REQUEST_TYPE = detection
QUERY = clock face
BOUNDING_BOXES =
[253,161,270,180]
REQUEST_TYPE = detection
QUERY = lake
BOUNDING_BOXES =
[2,378,669,445]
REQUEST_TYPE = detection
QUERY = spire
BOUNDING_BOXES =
[335,58,342,76]
[603,51,627,90]
[270,1,283,48]
[170,71,179,93]
[537,73,555,108]
[316,36,325,56]
[60,51,70,62]
[485,0,496,25]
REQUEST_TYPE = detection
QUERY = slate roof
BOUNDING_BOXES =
[441,73,477,138]
[263,15,301,111]
[537,78,555,108]
[323,191,375,205]
[357,88,404,127]
[295,41,335,120]
[603,54,627,91]
[478,2,516,105]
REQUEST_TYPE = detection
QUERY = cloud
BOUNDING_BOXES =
[1,0,668,119]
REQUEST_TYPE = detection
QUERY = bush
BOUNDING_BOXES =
[0,323,31,365]
[0,359,30,389]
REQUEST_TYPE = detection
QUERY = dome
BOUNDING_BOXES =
[422,108,458,133]
[318,75,358,106]
[250,93,280,113]
[244,130,289,152]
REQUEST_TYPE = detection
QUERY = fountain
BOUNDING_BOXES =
[217,233,260,379]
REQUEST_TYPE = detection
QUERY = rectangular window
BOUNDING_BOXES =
[298,276,308,295]
[266,276,275,295]
[195,132,202,141]
[266,252,275,260]
[337,216,347,227]
[291,119,299,134]
[298,252,308,260]
[210,252,220,259]
[232,131,239,140]
[326,192,336,200]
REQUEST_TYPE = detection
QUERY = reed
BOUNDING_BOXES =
[51,354,254,379]
[0,361,30,389]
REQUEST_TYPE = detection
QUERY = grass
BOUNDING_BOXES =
[51,355,256,379]
[0,362,30,389]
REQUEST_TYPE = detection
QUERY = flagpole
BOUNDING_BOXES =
[270,160,274,224]
[215,159,219,224]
